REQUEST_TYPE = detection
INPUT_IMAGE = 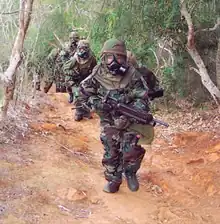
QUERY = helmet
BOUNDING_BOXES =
[127,50,139,68]
[101,39,127,57]
[69,32,80,42]
[77,39,90,48]
[101,39,128,75]
[77,40,90,59]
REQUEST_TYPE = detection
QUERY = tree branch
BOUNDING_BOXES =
[1,0,35,118]
[195,18,220,34]
[24,0,34,33]
[180,0,194,49]
[148,48,159,68]
[180,0,220,103]
[190,66,200,74]
[53,32,64,48]
[158,42,174,66]
[1,10,19,15]
[0,9,33,16]
[216,38,220,89]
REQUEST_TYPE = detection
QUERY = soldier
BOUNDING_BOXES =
[43,31,80,93]
[67,31,80,54]
[63,39,97,121]
[79,39,155,193]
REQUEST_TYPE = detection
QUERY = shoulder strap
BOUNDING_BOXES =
[133,66,149,90]
[91,64,101,77]
[83,64,101,82]
[137,66,159,90]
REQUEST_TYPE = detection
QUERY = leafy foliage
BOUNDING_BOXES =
[0,0,219,103]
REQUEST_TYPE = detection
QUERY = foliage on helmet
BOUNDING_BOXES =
[77,40,90,59]
[69,32,80,41]
[77,39,90,49]
[101,38,127,57]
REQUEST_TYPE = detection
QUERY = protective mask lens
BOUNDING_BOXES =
[105,54,126,65]
[105,54,115,65]
[114,54,126,64]
[77,47,89,58]
[105,54,127,75]
[71,41,77,48]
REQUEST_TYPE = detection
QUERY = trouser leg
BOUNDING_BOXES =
[100,125,122,184]
[121,132,146,191]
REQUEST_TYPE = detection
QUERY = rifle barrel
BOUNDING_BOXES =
[153,118,169,127]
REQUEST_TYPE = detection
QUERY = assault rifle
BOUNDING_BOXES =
[100,91,169,127]
[73,91,169,127]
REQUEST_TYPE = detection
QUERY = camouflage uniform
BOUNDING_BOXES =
[63,39,97,121]
[44,32,79,93]
[44,48,64,93]
[79,39,154,193]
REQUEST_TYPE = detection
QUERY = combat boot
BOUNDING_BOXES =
[44,82,53,93]
[103,181,121,193]
[83,111,92,119]
[60,86,67,93]
[56,86,61,92]
[44,86,50,93]
[74,113,83,121]
[68,93,74,103]
[125,172,139,192]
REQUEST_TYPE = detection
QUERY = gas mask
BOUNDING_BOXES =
[69,40,79,50]
[105,54,128,75]
[77,47,89,59]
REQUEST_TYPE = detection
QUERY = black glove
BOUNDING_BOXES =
[146,113,154,124]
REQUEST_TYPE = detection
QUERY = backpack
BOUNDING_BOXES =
[137,66,164,100]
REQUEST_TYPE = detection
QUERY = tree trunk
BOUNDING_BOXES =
[0,0,34,118]
[216,38,220,89]
[180,0,220,104]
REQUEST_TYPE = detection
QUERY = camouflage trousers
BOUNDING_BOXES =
[65,75,80,94]
[44,71,66,93]
[65,75,90,117]
[100,123,146,184]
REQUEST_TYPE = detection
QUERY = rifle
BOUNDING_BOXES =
[101,91,169,127]
[72,91,169,128]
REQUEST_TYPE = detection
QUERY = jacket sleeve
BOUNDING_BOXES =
[79,65,101,109]
[91,57,97,70]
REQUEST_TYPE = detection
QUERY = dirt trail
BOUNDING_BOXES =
[0,92,220,224]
